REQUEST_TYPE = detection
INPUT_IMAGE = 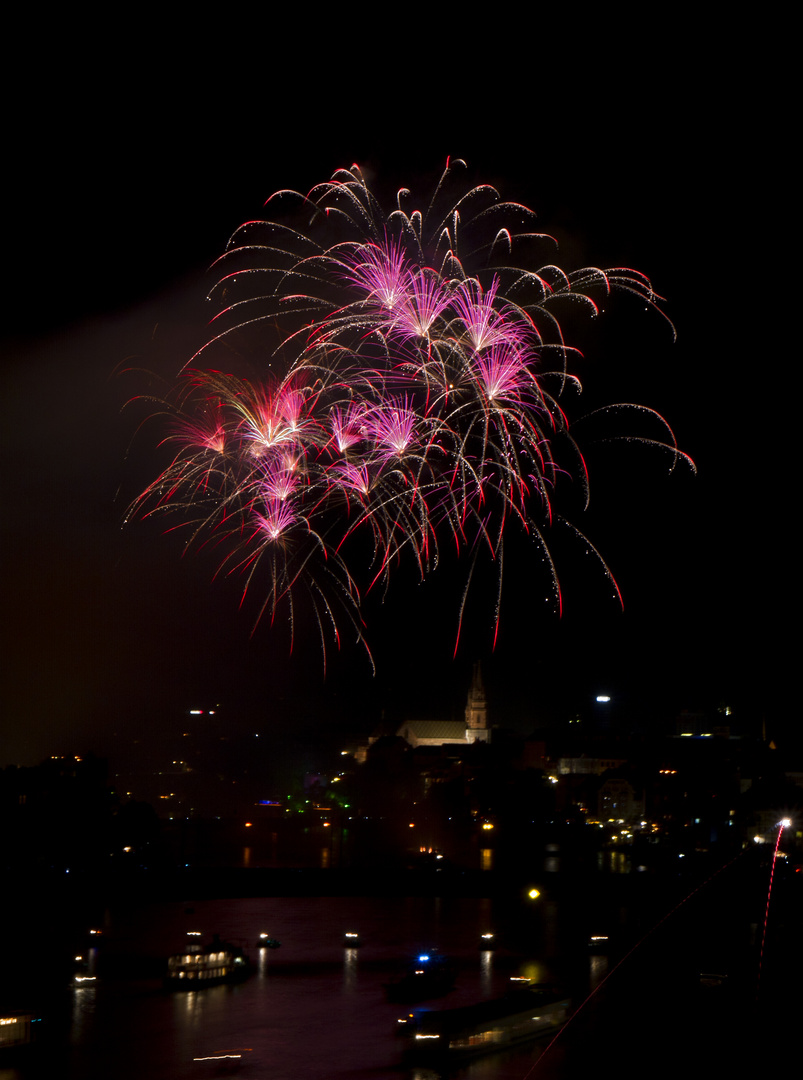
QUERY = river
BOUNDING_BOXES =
[2,854,795,1079]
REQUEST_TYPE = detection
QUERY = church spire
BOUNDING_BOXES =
[465,663,490,742]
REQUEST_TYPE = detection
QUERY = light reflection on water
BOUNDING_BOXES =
[479,947,493,997]
[598,850,630,874]
[343,946,358,991]
[10,893,610,1080]
[69,983,97,1046]
[589,953,608,990]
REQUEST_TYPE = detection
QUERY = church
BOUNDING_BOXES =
[395,664,491,748]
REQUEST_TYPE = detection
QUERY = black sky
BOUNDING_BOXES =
[1,22,792,768]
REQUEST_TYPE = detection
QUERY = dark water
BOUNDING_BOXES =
[3,861,796,1080]
[4,892,595,1080]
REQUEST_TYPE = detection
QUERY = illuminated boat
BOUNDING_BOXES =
[165,935,251,989]
[256,932,281,949]
[398,984,570,1059]
[384,950,457,1002]
[588,933,611,951]
[0,1013,33,1053]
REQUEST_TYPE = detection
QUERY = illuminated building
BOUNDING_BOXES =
[396,664,491,748]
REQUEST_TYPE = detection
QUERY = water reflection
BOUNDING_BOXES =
[479,946,493,996]
[36,893,608,1079]
[598,849,630,873]
[343,947,358,991]
[543,900,560,958]
[545,842,561,873]
[70,980,97,1046]
[589,953,609,989]
[175,988,207,1029]
[257,947,269,977]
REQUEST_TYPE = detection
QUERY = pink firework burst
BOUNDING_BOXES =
[471,342,530,404]
[172,409,227,455]
[259,460,300,503]
[394,267,454,341]
[451,277,526,353]
[275,385,307,433]
[131,159,693,665]
[344,236,411,315]
[366,401,417,460]
[233,381,316,455]
[252,498,298,542]
[329,403,368,454]
[329,460,371,498]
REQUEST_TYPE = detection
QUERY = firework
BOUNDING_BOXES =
[130,159,693,664]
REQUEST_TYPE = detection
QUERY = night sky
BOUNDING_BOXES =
[1,23,792,772]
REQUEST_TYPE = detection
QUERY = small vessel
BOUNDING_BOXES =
[256,933,281,949]
[343,931,362,948]
[698,970,729,988]
[399,984,570,1059]
[384,950,457,1002]
[72,950,98,987]
[166,934,251,988]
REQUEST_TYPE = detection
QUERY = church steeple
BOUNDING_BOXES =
[465,663,490,742]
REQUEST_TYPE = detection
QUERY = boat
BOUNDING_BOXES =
[698,970,729,988]
[342,931,362,948]
[384,950,457,1002]
[588,933,610,951]
[72,948,98,987]
[165,934,251,988]
[0,1013,34,1053]
[256,932,281,949]
[398,983,570,1059]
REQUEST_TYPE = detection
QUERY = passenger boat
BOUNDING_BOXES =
[398,984,570,1059]
[165,934,251,988]
[0,1013,33,1053]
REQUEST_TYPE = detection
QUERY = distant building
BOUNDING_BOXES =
[675,709,725,738]
[395,663,492,749]
[557,755,626,776]
[397,720,468,748]
[598,778,644,822]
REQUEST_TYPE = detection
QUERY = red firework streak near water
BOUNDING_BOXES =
[757,817,790,999]
[130,160,694,663]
